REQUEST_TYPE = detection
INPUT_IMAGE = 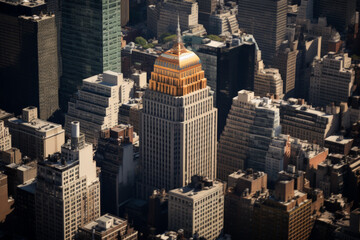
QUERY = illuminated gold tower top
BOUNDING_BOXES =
[149,16,206,96]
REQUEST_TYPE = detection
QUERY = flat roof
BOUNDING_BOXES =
[169,181,222,199]
[82,213,126,232]
[281,101,333,118]
[8,117,63,133]
[325,135,353,145]
[204,40,226,48]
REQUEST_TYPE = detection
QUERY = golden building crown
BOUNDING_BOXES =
[149,16,207,96]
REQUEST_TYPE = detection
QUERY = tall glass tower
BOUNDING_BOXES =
[60,0,122,108]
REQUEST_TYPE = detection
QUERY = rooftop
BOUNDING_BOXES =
[39,152,79,171]
[8,116,63,133]
[83,71,122,87]
[6,162,35,172]
[169,180,222,200]
[82,214,127,232]
[325,135,354,145]
[281,100,333,119]
[229,169,266,182]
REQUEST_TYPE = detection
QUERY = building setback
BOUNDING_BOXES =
[217,90,280,180]
[60,0,122,108]
[139,23,217,197]
[208,4,240,36]
[168,176,224,240]
[65,71,134,145]
[36,122,100,240]
[0,0,59,119]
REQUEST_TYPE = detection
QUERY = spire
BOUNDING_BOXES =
[172,13,185,54]
[176,14,182,44]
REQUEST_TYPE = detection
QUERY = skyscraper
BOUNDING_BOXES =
[237,0,287,65]
[139,20,217,197]
[0,0,59,119]
[60,0,122,108]
[36,122,100,240]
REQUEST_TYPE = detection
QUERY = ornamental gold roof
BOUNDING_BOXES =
[149,16,207,96]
